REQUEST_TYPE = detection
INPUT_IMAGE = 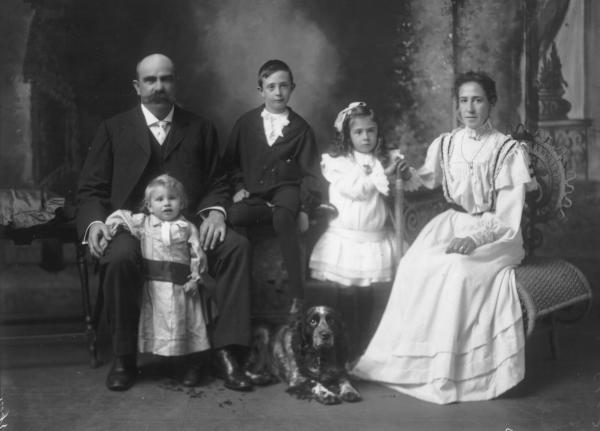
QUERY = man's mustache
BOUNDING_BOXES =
[145,92,175,103]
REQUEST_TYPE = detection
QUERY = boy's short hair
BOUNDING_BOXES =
[142,174,188,211]
[257,59,294,88]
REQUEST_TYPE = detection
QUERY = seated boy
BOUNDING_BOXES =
[224,59,323,314]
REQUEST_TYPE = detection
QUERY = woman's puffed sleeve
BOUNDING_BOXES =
[404,134,446,191]
[105,210,145,239]
[321,154,387,200]
[495,143,535,191]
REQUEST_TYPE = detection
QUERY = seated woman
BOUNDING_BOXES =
[352,71,535,404]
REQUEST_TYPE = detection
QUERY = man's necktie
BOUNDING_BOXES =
[154,121,170,145]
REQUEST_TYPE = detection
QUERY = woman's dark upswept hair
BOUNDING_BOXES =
[453,70,498,106]
[328,103,390,166]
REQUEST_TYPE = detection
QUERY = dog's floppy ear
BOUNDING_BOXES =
[290,310,309,360]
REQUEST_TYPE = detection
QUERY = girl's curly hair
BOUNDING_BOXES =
[328,103,391,166]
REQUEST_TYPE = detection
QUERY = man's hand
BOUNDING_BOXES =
[233,188,250,203]
[446,236,477,255]
[199,210,226,250]
[88,222,113,258]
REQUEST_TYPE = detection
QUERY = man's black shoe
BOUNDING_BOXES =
[214,348,252,391]
[106,355,137,391]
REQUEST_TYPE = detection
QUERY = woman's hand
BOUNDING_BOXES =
[446,236,477,255]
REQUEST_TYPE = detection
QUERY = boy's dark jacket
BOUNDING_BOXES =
[224,106,324,211]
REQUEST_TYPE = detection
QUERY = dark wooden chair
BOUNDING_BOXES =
[0,211,100,368]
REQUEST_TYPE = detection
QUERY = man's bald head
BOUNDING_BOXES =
[133,53,177,118]
[135,53,175,79]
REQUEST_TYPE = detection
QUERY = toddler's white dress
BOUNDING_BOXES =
[352,122,534,404]
[106,210,210,356]
[309,151,397,287]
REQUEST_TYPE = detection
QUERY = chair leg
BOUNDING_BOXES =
[549,315,559,360]
[77,245,99,368]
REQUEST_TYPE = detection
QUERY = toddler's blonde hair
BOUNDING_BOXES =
[142,174,188,212]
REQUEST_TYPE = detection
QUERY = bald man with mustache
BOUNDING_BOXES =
[77,53,252,392]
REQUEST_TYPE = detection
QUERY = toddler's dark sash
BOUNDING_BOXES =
[143,259,190,285]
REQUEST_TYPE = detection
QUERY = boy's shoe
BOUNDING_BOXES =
[213,348,253,391]
[106,354,137,391]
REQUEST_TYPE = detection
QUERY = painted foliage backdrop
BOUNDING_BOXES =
[2,0,557,197]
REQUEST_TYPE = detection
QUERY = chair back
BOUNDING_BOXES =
[510,124,574,256]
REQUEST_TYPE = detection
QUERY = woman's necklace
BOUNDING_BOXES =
[460,139,486,173]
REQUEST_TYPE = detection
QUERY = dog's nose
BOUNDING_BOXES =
[319,331,331,341]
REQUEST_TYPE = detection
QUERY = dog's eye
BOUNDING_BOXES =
[325,315,334,325]
[309,318,318,326]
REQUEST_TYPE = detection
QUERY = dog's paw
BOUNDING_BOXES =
[339,379,362,402]
[286,380,313,400]
[340,387,361,402]
[245,370,278,386]
[312,382,341,405]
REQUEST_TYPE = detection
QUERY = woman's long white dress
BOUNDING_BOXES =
[309,151,397,287]
[352,122,534,404]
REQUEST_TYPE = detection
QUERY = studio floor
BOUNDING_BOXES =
[1,307,600,431]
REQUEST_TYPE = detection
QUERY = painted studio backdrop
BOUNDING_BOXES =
[1,0,598,205]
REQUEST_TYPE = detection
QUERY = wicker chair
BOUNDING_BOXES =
[511,125,592,358]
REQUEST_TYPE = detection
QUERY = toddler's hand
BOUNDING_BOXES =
[233,188,250,203]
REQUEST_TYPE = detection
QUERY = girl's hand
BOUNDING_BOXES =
[384,158,411,179]
[446,237,477,255]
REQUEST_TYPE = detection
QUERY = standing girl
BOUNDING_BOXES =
[309,102,405,287]
[105,174,210,387]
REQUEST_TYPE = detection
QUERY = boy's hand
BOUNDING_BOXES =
[199,210,226,251]
[446,237,476,255]
[88,222,112,258]
[297,211,309,233]
[233,188,250,203]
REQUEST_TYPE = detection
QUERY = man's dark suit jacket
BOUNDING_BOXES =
[77,105,230,236]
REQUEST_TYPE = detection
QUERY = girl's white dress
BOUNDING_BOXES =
[309,151,397,287]
[106,210,210,356]
[352,122,534,404]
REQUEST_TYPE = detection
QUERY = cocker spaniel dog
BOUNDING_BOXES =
[244,305,361,405]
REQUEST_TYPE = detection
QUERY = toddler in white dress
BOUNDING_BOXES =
[105,174,210,386]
